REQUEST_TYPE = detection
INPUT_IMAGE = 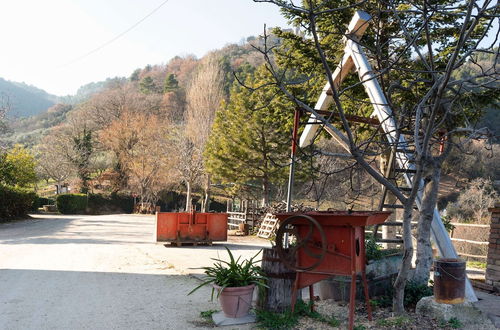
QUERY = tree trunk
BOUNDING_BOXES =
[413,163,442,284]
[257,247,295,313]
[185,181,192,212]
[202,175,211,212]
[393,204,415,314]
[261,178,269,207]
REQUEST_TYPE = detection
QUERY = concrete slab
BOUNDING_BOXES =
[474,290,500,328]
[212,311,256,326]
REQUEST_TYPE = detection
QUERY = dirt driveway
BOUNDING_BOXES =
[0,214,271,330]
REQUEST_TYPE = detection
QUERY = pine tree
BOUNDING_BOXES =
[130,68,141,82]
[163,73,179,93]
[139,76,157,94]
[205,65,295,206]
[72,128,93,193]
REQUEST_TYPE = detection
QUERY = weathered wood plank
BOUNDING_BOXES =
[258,247,296,313]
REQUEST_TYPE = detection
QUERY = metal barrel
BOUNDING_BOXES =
[433,258,466,304]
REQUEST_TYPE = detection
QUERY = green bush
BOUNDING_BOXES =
[0,184,37,219]
[109,193,134,213]
[56,194,87,214]
[404,280,433,308]
[38,196,55,206]
[31,196,55,211]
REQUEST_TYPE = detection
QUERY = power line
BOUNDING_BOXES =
[59,0,171,68]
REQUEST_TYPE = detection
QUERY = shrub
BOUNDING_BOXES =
[447,178,498,223]
[31,196,56,211]
[404,280,433,308]
[56,194,87,214]
[38,196,55,206]
[0,184,37,219]
[109,193,134,213]
[370,280,433,310]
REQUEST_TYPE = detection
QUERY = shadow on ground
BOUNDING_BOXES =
[0,268,216,330]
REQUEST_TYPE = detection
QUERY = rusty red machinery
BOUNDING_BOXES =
[156,211,227,246]
[274,211,391,330]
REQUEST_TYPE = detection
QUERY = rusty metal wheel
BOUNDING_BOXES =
[275,214,327,271]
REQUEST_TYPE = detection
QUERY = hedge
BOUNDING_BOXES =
[56,194,87,214]
[31,196,56,211]
[0,184,37,219]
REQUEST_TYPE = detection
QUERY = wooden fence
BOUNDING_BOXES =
[450,222,490,260]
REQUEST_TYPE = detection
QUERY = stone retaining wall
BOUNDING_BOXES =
[486,203,500,291]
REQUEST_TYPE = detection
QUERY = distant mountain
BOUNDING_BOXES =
[0,78,58,117]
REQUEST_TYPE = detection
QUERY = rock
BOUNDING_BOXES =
[416,296,495,328]
[211,311,256,326]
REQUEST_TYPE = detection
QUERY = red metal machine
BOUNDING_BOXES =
[275,211,391,330]
[156,211,227,246]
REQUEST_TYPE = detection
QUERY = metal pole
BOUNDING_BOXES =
[286,109,301,212]
[284,109,301,248]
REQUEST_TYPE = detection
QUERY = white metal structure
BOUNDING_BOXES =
[299,11,477,302]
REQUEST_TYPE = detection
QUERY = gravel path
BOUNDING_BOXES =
[0,214,271,330]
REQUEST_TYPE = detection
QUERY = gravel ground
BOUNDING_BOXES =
[292,298,497,330]
[1,214,495,330]
[0,214,270,330]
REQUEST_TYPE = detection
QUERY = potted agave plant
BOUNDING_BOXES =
[189,247,267,318]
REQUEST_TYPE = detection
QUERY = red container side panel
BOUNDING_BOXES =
[156,212,228,243]
[207,213,228,241]
[178,224,207,241]
[196,214,208,224]
[178,213,190,224]
[156,213,178,241]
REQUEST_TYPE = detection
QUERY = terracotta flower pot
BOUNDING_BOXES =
[213,284,255,318]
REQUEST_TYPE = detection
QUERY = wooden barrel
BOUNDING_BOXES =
[434,258,466,304]
[257,247,296,313]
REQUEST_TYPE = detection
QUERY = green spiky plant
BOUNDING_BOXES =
[188,247,268,300]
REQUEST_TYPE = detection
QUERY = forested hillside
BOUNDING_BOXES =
[0,35,277,148]
[0,78,57,117]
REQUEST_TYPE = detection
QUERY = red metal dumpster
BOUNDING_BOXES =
[156,211,227,246]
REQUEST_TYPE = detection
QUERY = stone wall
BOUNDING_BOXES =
[486,202,500,291]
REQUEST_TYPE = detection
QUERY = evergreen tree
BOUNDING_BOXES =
[163,73,179,93]
[139,76,157,94]
[130,68,141,82]
[205,65,295,206]
[72,128,93,193]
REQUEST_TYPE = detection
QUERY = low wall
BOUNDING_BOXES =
[486,203,500,291]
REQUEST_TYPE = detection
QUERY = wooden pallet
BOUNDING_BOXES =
[227,212,247,230]
[258,213,279,239]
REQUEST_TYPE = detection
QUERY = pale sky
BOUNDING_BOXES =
[0,0,289,96]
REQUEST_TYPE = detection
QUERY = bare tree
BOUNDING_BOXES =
[254,0,499,313]
[0,92,9,120]
[181,54,225,211]
[35,133,73,192]
[0,93,11,149]
[100,112,174,206]
[171,128,204,211]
